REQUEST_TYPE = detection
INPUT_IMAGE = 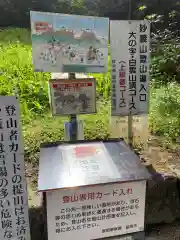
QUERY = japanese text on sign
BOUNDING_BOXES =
[128,31,137,111]
[46,181,146,240]
[49,79,96,116]
[110,20,150,116]
[0,96,30,240]
[139,23,149,105]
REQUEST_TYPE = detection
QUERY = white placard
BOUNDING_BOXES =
[0,96,30,240]
[110,20,150,116]
[46,181,146,240]
[49,79,96,115]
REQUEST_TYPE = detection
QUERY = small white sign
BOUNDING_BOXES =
[49,79,96,115]
[0,96,30,240]
[46,181,146,240]
[110,20,150,116]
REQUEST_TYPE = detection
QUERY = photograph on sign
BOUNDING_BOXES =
[30,11,109,73]
[110,20,150,116]
[49,78,96,115]
[0,96,30,240]
[46,181,146,240]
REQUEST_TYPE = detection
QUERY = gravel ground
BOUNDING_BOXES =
[146,222,180,239]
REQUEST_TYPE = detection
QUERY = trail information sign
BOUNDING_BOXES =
[49,78,96,115]
[0,96,30,240]
[110,20,150,116]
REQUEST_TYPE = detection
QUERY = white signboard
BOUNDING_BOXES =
[0,96,30,240]
[30,11,109,73]
[46,181,146,240]
[110,20,150,116]
[49,79,96,115]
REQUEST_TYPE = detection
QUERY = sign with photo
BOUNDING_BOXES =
[48,79,96,115]
[30,11,109,73]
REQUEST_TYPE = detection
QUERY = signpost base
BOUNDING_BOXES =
[64,120,84,141]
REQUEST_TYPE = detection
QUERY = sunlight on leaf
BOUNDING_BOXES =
[138,5,147,11]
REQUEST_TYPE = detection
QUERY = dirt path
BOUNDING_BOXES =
[146,222,180,239]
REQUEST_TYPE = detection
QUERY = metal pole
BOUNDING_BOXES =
[68,73,77,141]
[128,0,133,147]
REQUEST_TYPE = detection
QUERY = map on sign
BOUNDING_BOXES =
[48,79,96,115]
[30,11,109,73]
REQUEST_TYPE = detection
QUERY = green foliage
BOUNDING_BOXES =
[71,0,88,15]
[151,44,180,86]
[0,32,50,122]
[150,83,180,141]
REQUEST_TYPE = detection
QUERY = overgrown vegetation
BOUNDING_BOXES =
[1,28,180,146]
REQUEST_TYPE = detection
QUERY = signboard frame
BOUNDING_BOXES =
[30,11,109,73]
[48,78,97,116]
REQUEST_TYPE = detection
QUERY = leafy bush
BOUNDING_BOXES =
[149,83,180,141]
[0,42,50,122]
[151,43,180,87]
